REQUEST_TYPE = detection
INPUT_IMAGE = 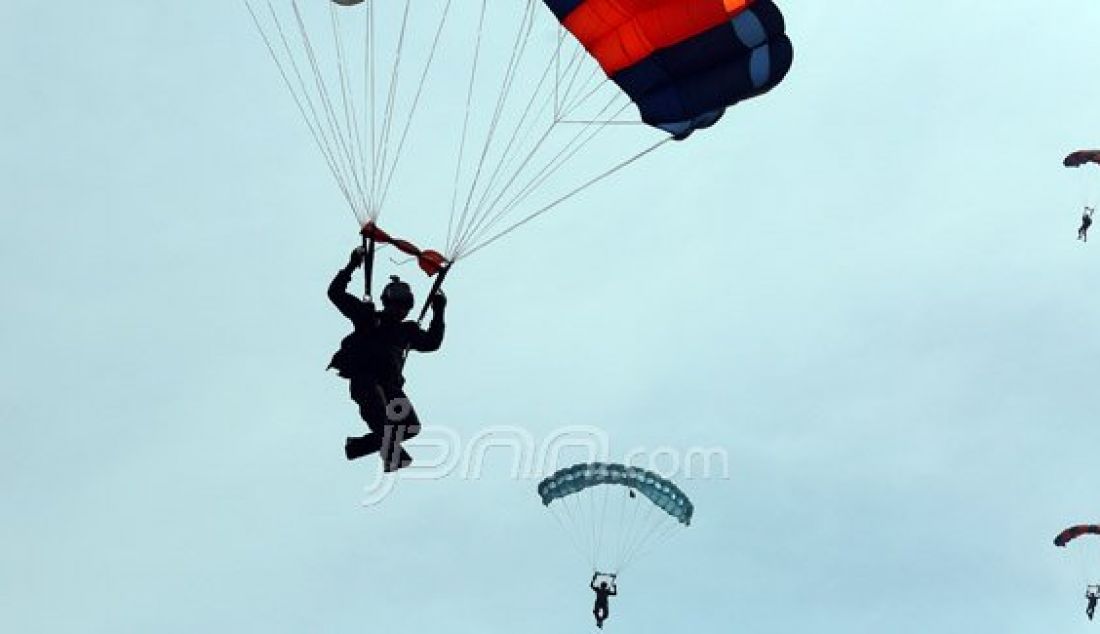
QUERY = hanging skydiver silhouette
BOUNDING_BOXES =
[327,241,446,472]
[1078,206,1094,242]
[590,573,618,629]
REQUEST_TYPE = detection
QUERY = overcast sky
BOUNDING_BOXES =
[4,2,1100,632]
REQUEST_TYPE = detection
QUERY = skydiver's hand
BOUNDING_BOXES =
[430,291,447,312]
[347,247,365,269]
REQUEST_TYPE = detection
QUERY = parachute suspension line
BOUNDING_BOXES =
[462,134,671,261]
[613,486,646,570]
[618,515,681,576]
[554,494,586,565]
[375,0,456,215]
[624,507,676,567]
[618,501,675,574]
[449,0,540,254]
[478,96,630,230]
[464,93,625,243]
[245,1,359,221]
[562,492,598,571]
[448,122,557,259]
[370,0,414,216]
[548,502,595,570]
[452,10,578,258]
[562,77,631,123]
[553,27,563,120]
[558,60,594,117]
[289,1,371,216]
[592,483,613,568]
[445,0,490,251]
[561,63,607,117]
[612,489,659,572]
[556,40,595,115]
[365,0,376,218]
[458,35,571,251]
[610,487,635,569]
[456,16,634,249]
[588,487,606,568]
[327,2,372,215]
[456,96,634,256]
[580,490,602,571]
[462,53,560,243]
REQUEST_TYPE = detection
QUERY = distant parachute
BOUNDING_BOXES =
[1055,525,1100,548]
[538,462,693,575]
[1065,151,1100,168]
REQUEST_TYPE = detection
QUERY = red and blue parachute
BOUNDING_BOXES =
[545,0,793,138]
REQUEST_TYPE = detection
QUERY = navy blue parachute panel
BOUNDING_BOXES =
[615,1,792,136]
[540,0,793,139]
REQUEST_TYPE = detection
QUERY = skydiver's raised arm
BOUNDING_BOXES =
[329,248,367,321]
[408,291,446,352]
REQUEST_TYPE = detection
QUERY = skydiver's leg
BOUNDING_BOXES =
[377,386,421,472]
[345,380,390,461]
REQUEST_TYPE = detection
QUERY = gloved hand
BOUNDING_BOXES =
[346,246,365,269]
[430,291,447,312]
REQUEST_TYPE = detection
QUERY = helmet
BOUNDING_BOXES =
[381,275,414,310]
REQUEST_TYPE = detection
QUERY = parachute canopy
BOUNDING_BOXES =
[539,462,694,524]
[1055,525,1100,548]
[1065,151,1100,168]
[248,0,792,267]
[538,462,693,575]
[544,0,793,137]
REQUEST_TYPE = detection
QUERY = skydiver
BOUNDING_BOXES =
[1087,586,1099,621]
[590,572,618,629]
[1078,206,1094,242]
[327,247,446,471]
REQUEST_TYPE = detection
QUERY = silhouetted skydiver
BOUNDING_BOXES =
[590,573,618,629]
[1087,586,1099,621]
[327,247,446,471]
[1078,207,1094,242]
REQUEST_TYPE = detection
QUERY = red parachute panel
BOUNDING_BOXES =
[563,0,754,75]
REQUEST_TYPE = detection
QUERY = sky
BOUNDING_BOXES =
[4,1,1100,632]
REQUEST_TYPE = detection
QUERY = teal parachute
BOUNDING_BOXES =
[538,462,693,575]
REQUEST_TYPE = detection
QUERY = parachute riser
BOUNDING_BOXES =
[397,262,450,369]
[415,263,450,325]
[362,231,376,300]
